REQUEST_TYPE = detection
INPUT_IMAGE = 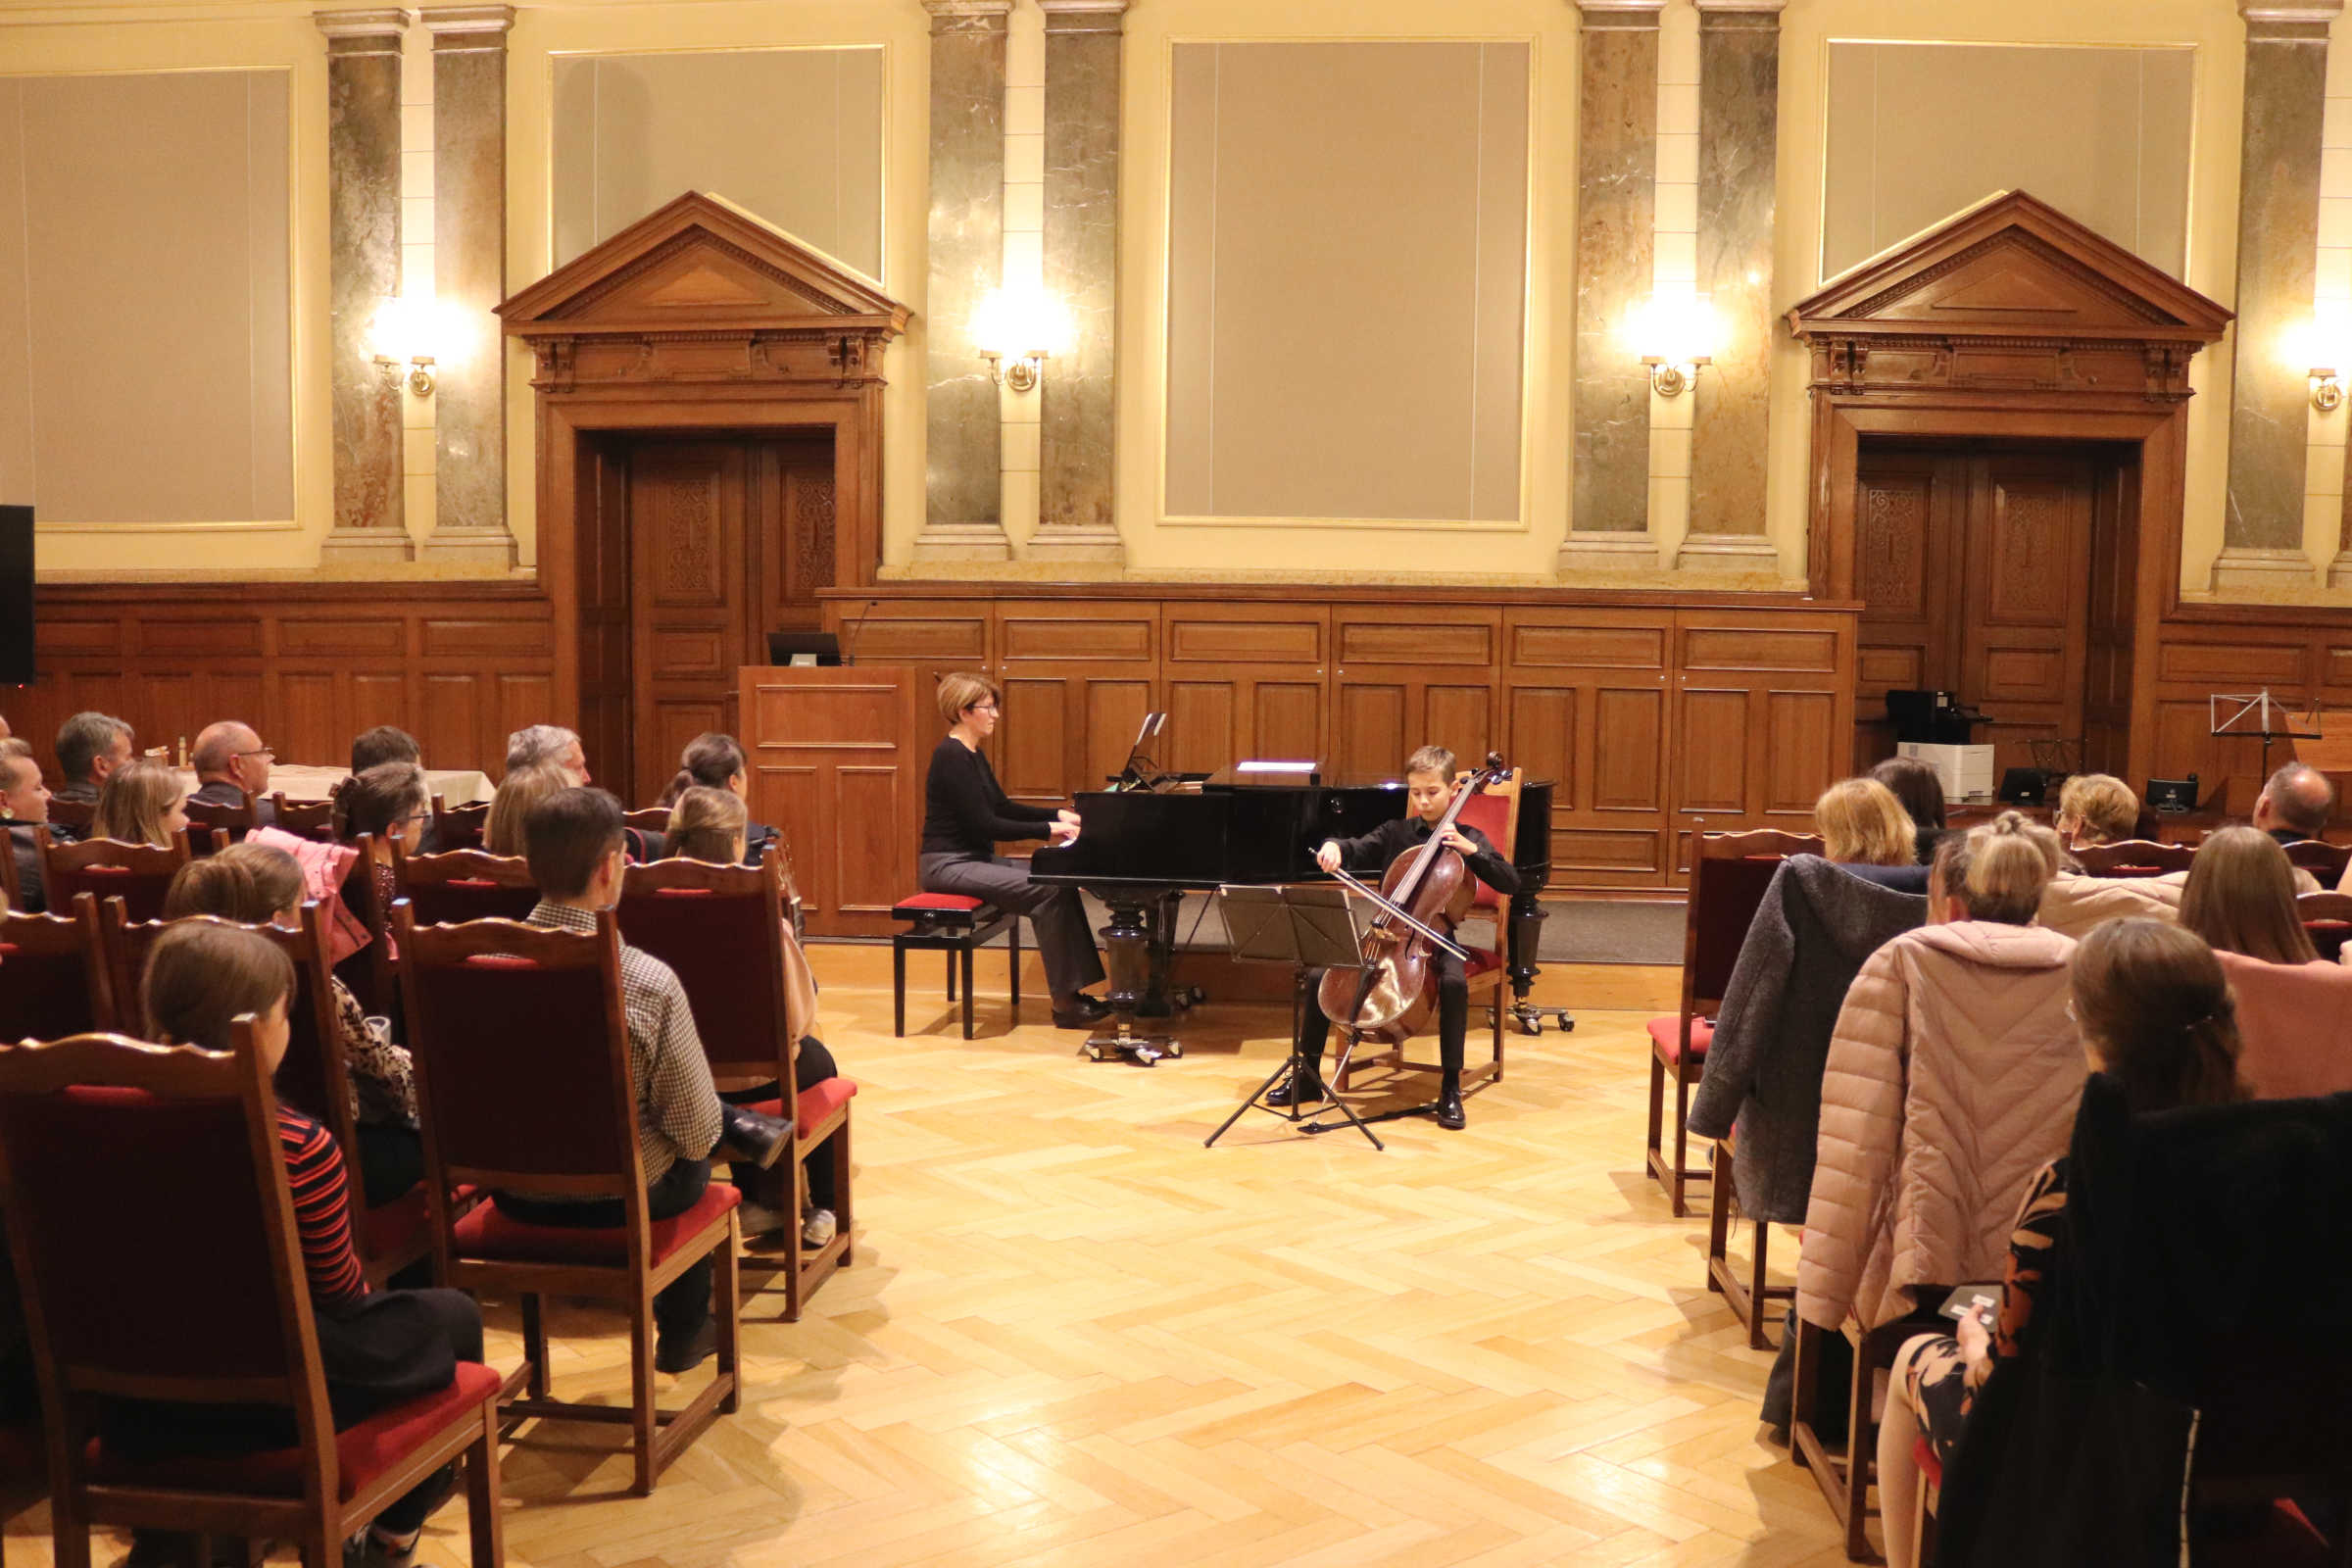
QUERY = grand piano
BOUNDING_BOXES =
[1029,764,1562,1059]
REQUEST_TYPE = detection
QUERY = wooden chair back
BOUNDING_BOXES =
[2297,891,2352,961]
[1452,769,1524,969]
[621,807,671,834]
[0,896,115,1041]
[268,794,336,840]
[2281,837,2352,883]
[0,827,18,911]
[1684,829,1826,1015]
[331,834,397,1023]
[36,828,200,925]
[182,796,255,850]
[42,798,93,838]
[2072,839,2195,877]
[615,855,797,1085]
[431,797,490,855]
[391,842,540,927]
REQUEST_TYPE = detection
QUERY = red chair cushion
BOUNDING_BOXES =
[744,1076,858,1132]
[1645,1015,1713,1062]
[453,1183,741,1266]
[88,1359,501,1500]
[893,893,986,920]
[1463,948,1506,981]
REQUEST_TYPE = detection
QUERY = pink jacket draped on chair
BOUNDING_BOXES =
[2214,950,2352,1101]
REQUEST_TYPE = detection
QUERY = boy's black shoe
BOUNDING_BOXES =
[1434,1072,1466,1130]
[1265,1065,1326,1106]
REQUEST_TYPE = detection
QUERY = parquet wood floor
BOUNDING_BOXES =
[6,949,1847,1567]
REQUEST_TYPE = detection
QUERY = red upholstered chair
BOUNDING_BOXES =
[0,895,115,1042]
[2282,837,2352,883]
[183,795,255,850]
[1648,828,1824,1217]
[97,902,442,1289]
[618,853,856,1322]
[2071,839,2195,877]
[2298,890,2352,962]
[391,843,540,927]
[0,1025,503,1566]
[1335,769,1522,1095]
[36,828,209,925]
[395,906,740,1495]
[430,797,489,855]
[891,894,1020,1039]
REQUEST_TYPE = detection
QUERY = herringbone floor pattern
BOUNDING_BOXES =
[8,950,1848,1567]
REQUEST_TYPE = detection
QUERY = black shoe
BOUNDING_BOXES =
[1265,1064,1326,1106]
[1052,994,1112,1029]
[1434,1076,1466,1131]
[712,1102,793,1169]
[654,1317,718,1375]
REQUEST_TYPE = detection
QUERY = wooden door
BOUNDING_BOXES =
[1852,446,2098,786]
[628,441,750,799]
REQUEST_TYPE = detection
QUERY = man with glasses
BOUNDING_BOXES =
[189,719,278,826]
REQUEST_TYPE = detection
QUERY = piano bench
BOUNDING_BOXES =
[891,895,1022,1040]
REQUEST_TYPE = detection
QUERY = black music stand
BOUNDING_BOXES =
[1203,884,1385,1151]
[2211,690,2322,782]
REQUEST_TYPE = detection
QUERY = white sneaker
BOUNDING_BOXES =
[802,1207,838,1248]
[737,1200,790,1237]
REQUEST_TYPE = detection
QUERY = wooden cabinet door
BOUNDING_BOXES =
[1671,609,1851,870]
[993,600,1160,807]
[1160,602,1330,775]
[627,441,751,801]
[1959,452,2096,782]
[1330,610,1501,779]
[1852,450,1965,770]
[1501,609,1672,890]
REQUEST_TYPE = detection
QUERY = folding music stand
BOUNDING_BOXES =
[2212,690,2322,782]
[1203,884,1386,1151]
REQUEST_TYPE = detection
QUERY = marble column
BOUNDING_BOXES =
[2217,1,2338,593]
[1562,0,1664,574]
[1678,0,1782,572]
[1029,0,1126,564]
[918,0,1014,563]
[420,5,514,567]
[316,8,410,564]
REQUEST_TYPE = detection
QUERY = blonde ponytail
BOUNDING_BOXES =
[1936,809,2061,925]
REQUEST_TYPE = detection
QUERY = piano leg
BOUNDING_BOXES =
[1083,892,1179,1063]
[1506,885,1574,1036]
[1135,891,1200,1017]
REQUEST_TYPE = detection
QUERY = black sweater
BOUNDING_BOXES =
[1327,816,1520,899]
[922,736,1057,856]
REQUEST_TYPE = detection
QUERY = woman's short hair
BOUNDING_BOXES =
[523,787,624,898]
[142,922,294,1054]
[1867,757,1946,833]
[1813,777,1918,867]
[667,785,749,865]
[680,733,748,791]
[163,842,304,924]
[2057,773,2140,846]
[2070,918,2247,1112]
[484,762,570,858]
[331,761,430,844]
[936,671,1000,727]
[92,759,183,847]
[2178,825,2320,964]
[1933,808,2062,925]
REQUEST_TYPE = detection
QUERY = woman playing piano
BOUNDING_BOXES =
[918,671,1109,1028]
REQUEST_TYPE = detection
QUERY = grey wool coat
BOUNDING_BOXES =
[1685,856,1927,1223]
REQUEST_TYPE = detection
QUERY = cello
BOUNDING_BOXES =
[1315,752,1511,1051]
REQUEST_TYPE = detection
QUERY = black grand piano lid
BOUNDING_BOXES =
[1032,777,1406,888]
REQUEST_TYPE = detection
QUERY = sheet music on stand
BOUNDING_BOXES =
[1204,883,1388,1150]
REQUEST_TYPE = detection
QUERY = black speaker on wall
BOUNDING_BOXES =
[0,506,31,685]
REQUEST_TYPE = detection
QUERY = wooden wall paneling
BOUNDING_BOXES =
[1331,607,1501,779]
[1671,608,1852,870]
[994,599,1160,804]
[838,597,995,684]
[1501,608,1674,890]
[2147,623,2323,812]
[739,665,917,938]
[1159,601,1331,775]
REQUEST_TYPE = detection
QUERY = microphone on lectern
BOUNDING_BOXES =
[841,598,879,665]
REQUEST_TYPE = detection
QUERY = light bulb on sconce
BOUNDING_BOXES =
[370,294,442,398]
[1629,291,1718,398]
[972,284,1071,392]
[2291,301,2351,412]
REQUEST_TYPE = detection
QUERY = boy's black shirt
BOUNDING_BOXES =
[1327,816,1520,898]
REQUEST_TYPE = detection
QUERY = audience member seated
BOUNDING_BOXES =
[506,723,589,786]
[2252,760,2334,846]
[2054,772,2139,848]
[91,758,188,848]
[350,724,421,774]
[1876,919,2247,1568]
[482,760,568,859]
[2036,859,2185,938]
[124,921,480,1563]
[51,710,133,806]
[1797,813,2081,1339]
[661,732,781,866]
[0,740,49,911]
[328,762,433,1011]
[2180,826,2322,965]
[1869,757,1947,864]
[490,787,791,1374]
[164,844,423,1207]
[1814,777,1917,869]
[187,719,278,825]
[2173,826,2352,1100]
[668,784,841,1248]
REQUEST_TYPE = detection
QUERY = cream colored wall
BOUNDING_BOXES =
[1772,0,2247,594]
[0,10,331,574]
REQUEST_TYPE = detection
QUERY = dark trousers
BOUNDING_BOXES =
[721,1037,840,1211]
[493,1158,713,1343]
[918,851,1105,1000]
[357,1120,425,1209]
[1297,952,1469,1073]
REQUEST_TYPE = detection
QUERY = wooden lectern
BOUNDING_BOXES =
[739,665,920,938]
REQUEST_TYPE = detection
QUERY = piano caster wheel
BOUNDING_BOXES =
[1175,986,1204,1010]
[1517,1015,1543,1038]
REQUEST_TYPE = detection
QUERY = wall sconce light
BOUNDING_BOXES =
[972,284,1070,393]
[370,295,439,398]
[2291,302,2349,411]
[2316,368,2343,414]
[1630,291,1718,398]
